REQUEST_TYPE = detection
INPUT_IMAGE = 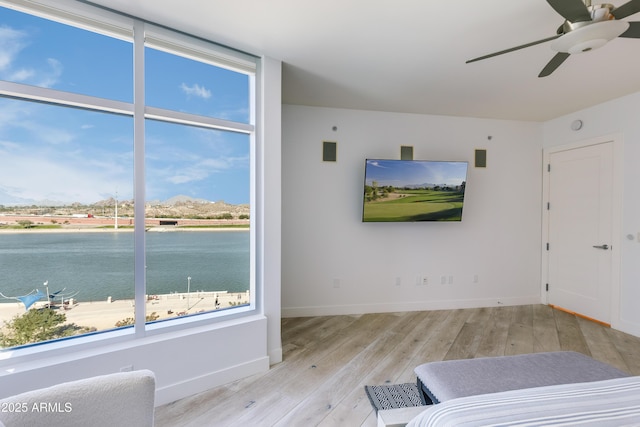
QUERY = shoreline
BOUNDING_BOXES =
[0,291,250,331]
[0,226,249,234]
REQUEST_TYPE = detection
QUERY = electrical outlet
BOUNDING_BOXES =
[333,278,341,289]
[395,277,402,286]
[448,275,454,285]
[422,276,428,285]
[440,275,447,285]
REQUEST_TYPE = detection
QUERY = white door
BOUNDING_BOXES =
[547,141,613,324]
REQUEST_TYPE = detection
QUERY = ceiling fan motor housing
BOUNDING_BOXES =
[552,19,630,53]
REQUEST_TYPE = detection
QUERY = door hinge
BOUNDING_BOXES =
[547,202,550,210]
[546,283,549,292]
[546,242,550,251]
[547,164,551,172]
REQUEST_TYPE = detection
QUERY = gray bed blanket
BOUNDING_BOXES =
[407,376,640,426]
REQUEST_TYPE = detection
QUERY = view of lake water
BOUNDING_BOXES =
[0,231,250,303]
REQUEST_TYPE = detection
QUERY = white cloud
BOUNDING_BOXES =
[0,26,62,88]
[0,25,27,71]
[166,170,207,185]
[0,102,73,145]
[8,68,34,82]
[0,102,133,205]
[0,100,29,131]
[179,82,211,99]
[22,121,75,145]
[163,155,247,186]
[0,146,133,205]
[37,58,63,88]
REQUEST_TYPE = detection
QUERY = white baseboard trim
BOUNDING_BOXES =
[282,296,541,318]
[269,346,283,365]
[154,356,270,406]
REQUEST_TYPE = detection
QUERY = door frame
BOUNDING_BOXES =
[541,133,623,327]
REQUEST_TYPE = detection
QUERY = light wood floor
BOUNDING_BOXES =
[154,305,640,427]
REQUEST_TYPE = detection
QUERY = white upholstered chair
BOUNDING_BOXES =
[0,369,155,427]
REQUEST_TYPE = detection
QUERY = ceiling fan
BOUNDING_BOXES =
[466,0,640,77]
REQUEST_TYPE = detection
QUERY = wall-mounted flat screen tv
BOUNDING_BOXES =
[362,159,468,222]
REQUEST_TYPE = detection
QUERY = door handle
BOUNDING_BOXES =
[592,244,609,250]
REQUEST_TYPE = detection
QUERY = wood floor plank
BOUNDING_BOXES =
[361,413,378,427]
[422,309,474,362]
[606,327,640,375]
[474,306,513,357]
[155,383,238,427]
[532,304,561,352]
[513,304,534,326]
[283,315,359,350]
[444,307,493,360]
[553,308,590,354]
[154,305,640,427]
[577,317,629,372]
[395,310,455,383]
[505,305,534,355]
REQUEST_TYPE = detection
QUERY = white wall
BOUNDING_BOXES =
[543,91,640,336]
[0,58,282,406]
[260,56,283,364]
[282,105,543,316]
[0,316,269,406]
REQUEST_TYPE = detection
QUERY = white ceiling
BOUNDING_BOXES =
[88,0,640,121]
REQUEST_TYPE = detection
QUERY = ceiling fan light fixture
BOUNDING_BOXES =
[568,38,608,53]
[551,20,630,53]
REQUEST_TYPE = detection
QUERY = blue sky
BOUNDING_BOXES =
[0,6,250,206]
[365,159,468,188]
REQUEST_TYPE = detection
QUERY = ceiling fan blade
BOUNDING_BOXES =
[538,52,571,77]
[466,35,561,64]
[619,21,640,38]
[546,0,592,22]
[611,0,640,19]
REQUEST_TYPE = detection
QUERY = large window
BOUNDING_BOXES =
[144,120,251,322]
[0,1,257,350]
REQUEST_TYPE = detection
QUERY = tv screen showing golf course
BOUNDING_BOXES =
[362,159,468,222]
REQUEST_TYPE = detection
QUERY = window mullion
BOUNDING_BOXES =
[0,80,133,116]
[144,106,254,134]
[133,19,146,336]
[144,30,257,75]
[0,0,133,41]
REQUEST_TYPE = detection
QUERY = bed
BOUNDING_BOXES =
[406,376,640,426]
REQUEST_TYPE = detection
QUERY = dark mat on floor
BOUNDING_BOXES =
[364,382,427,415]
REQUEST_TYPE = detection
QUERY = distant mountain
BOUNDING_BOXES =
[163,195,213,205]
[92,197,116,207]
[404,183,438,189]
[0,194,234,209]
[400,183,462,190]
[0,189,66,206]
[91,196,214,207]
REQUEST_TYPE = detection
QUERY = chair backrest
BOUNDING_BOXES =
[0,369,155,427]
